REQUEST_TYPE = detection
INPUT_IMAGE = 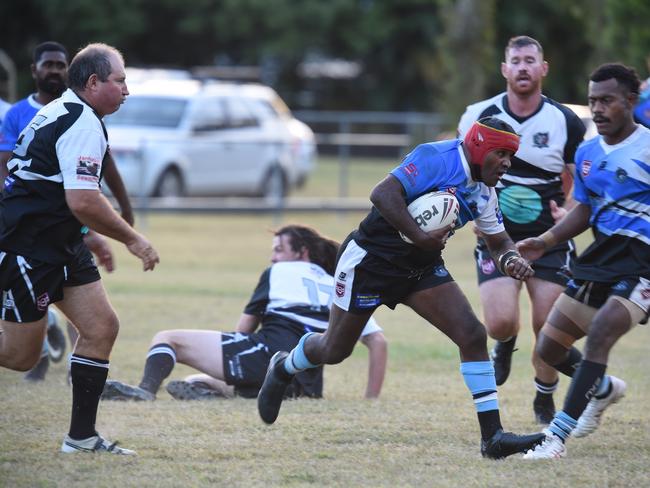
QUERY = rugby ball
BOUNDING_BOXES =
[399,191,460,243]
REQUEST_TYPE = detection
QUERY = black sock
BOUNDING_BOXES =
[562,359,607,420]
[477,410,502,440]
[553,346,582,377]
[138,343,176,394]
[68,354,109,440]
[534,377,558,399]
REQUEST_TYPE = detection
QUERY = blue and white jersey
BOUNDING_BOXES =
[573,126,650,281]
[0,95,42,152]
[352,139,504,270]
[458,93,585,241]
[244,261,381,335]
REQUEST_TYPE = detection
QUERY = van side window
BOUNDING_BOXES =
[223,96,259,128]
[193,97,227,131]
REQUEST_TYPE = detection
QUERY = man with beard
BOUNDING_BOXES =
[457,36,585,425]
[0,41,135,382]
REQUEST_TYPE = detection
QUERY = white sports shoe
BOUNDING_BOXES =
[573,376,626,438]
[61,434,136,455]
[522,432,567,460]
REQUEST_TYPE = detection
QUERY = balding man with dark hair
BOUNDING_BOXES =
[0,43,158,455]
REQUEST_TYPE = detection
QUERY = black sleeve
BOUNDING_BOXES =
[243,267,271,316]
[557,102,587,165]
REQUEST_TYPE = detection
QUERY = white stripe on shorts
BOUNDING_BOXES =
[333,239,367,312]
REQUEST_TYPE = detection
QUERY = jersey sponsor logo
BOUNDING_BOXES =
[3,175,15,193]
[335,281,345,297]
[532,132,549,148]
[582,160,592,177]
[433,265,449,277]
[36,292,50,311]
[401,163,418,186]
[480,258,496,275]
[76,157,100,179]
[2,294,15,309]
[615,168,628,183]
[354,294,381,308]
[598,160,607,170]
[338,271,347,282]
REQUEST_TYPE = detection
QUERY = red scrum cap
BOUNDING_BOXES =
[464,117,519,181]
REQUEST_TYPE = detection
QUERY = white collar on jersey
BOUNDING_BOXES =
[598,125,647,155]
[457,143,478,187]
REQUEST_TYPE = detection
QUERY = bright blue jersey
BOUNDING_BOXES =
[573,126,650,281]
[0,95,42,152]
[352,139,504,270]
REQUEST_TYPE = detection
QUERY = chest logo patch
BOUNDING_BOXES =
[532,132,549,148]
[582,160,592,177]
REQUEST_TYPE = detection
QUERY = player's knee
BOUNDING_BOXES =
[322,342,354,365]
[78,311,120,345]
[6,349,42,371]
[535,334,563,365]
[458,322,487,353]
[484,317,517,341]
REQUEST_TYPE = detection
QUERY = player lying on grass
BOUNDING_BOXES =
[102,224,387,402]
[257,117,546,459]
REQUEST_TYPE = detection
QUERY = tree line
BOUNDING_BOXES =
[1,0,648,129]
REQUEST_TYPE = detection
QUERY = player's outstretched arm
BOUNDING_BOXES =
[66,188,159,271]
[517,203,591,260]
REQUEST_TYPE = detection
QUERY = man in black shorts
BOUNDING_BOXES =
[0,43,159,455]
[458,36,585,424]
[100,225,387,402]
[521,63,649,459]
[258,117,546,459]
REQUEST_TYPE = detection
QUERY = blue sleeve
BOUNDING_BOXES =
[390,144,449,201]
[0,107,19,151]
[573,145,589,204]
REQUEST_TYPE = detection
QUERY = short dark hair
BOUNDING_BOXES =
[275,224,340,275]
[68,43,124,90]
[477,116,517,136]
[505,35,543,59]
[590,63,640,95]
[33,41,68,64]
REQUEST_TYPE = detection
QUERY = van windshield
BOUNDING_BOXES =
[105,96,188,128]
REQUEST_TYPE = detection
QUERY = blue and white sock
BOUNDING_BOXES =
[284,332,318,375]
[460,361,499,413]
[548,411,578,442]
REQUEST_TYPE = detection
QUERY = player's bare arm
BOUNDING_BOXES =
[370,175,450,251]
[65,188,159,271]
[234,313,260,334]
[517,203,591,261]
[483,230,534,281]
[102,151,134,226]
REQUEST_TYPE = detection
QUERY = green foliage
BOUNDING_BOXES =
[0,0,647,110]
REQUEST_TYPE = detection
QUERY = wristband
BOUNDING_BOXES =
[497,250,520,275]
[539,230,557,249]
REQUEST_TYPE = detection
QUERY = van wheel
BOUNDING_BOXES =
[155,168,184,197]
[261,166,287,199]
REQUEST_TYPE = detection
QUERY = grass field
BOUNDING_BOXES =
[1,159,649,487]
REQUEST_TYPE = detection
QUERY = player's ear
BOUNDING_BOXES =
[300,246,310,262]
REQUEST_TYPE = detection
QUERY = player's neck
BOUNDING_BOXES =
[34,91,60,106]
[506,89,543,118]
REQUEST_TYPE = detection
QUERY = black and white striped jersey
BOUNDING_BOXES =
[0,89,107,264]
[244,261,381,335]
[458,93,585,240]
